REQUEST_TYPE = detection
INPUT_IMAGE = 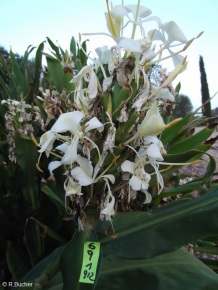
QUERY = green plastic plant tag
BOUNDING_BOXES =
[79,241,100,284]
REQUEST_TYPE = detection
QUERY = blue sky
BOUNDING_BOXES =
[1,0,218,109]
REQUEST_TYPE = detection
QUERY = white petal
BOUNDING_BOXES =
[121,160,135,174]
[111,5,128,18]
[124,5,152,19]
[76,155,93,175]
[148,29,165,42]
[70,65,91,84]
[95,46,111,64]
[88,70,98,99]
[55,142,69,153]
[51,111,84,134]
[168,50,186,69]
[155,88,175,102]
[48,161,62,175]
[61,137,79,165]
[142,190,152,204]
[144,136,158,144]
[147,143,163,161]
[71,167,93,186]
[162,21,187,45]
[140,48,156,64]
[129,175,142,191]
[38,131,57,156]
[117,37,141,53]
[102,174,115,184]
[85,117,104,133]
[101,195,115,220]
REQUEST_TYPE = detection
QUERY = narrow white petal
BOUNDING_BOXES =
[48,161,62,175]
[76,155,93,178]
[142,190,152,204]
[85,117,104,133]
[70,65,91,84]
[61,137,79,165]
[88,70,98,99]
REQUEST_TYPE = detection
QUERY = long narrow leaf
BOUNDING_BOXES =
[97,186,218,259]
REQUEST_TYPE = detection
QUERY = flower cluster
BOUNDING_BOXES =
[2,99,34,162]
[37,1,199,227]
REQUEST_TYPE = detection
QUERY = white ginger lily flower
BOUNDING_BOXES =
[100,176,116,221]
[121,159,151,191]
[121,158,152,204]
[70,65,98,108]
[142,136,165,193]
[40,111,104,175]
[71,154,115,186]
[148,21,187,67]
[38,131,62,157]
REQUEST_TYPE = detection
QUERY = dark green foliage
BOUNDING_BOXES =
[173,94,193,118]
[199,55,212,117]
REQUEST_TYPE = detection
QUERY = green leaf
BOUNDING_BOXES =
[161,115,191,144]
[169,127,214,154]
[112,82,129,120]
[6,242,30,280]
[14,132,39,209]
[30,41,45,96]
[18,246,64,288]
[24,218,44,266]
[46,55,64,92]
[116,109,138,144]
[46,37,62,61]
[153,181,204,204]
[24,249,218,290]
[10,50,28,96]
[95,249,218,290]
[63,71,74,91]
[78,40,88,66]
[41,185,65,212]
[70,37,77,62]
[97,186,218,259]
